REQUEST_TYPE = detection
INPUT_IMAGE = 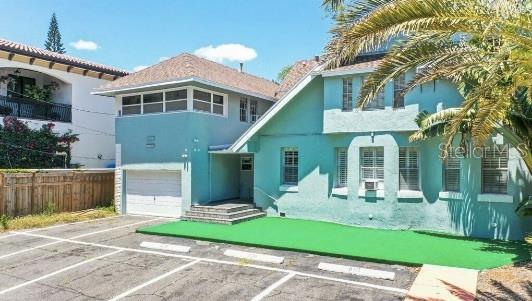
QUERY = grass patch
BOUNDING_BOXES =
[0,205,116,232]
[138,217,531,270]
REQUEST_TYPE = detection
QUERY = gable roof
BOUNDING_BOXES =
[320,59,382,77]
[94,53,279,100]
[230,59,322,152]
[0,39,128,77]
[275,59,320,99]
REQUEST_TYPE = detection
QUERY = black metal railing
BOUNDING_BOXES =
[0,94,72,123]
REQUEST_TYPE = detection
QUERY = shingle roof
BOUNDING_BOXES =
[321,59,382,75]
[275,59,320,99]
[97,53,279,100]
[0,39,129,77]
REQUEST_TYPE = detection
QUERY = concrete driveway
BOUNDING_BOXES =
[0,215,417,300]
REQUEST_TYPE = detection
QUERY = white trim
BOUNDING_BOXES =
[477,193,513,203]
[318,262,395,280]
[320,67,377,77]
[251,273,295,301]
[279,184,298,193]
[438,191,463,200]
[358,189,385,198]
[332,187,349,196]
[14,231,409,295]
[108,259,200,301]
[224,249,284,264]
[396,190,423,199]
[92,77,276,101]
[0,250,123,295]
[229,65,323,152]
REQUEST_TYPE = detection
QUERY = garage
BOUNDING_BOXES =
[126,170,182,217]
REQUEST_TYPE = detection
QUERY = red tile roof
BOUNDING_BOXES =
[97,53,279,99]
[0,39,129,77]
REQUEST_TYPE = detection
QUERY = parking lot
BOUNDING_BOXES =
[0,215,417,300]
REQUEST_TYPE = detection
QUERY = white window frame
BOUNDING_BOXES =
[118,86,228,118]
[250,99,259,123]
[164,88,188,112]
[399,147,420,191]
[240,97,248,122]
[142,92,164,114]
[482,145,508,194]
[360,147,384,190]
[282,147,299,186]
[120,95,142,116]
[192,88,226,116]
[336,147,348,188]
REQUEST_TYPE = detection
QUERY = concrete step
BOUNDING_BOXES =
[190,203,254,214]
[185,208,262,220]
[182,212,266,225]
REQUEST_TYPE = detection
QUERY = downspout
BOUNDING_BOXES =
[209,152,212,203]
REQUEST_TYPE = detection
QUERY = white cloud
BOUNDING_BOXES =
[193,44,257,63]
[133,65,148,72]
[159,56,169,62]
[70,39,99,51]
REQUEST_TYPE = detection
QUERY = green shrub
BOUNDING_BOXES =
[43,201,56,216]
[0,214,10,230]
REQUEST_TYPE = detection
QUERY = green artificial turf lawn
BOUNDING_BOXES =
[137,217,531,270]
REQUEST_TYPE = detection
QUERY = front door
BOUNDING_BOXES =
[239,156,254,201]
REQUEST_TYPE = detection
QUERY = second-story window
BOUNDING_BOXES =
[165,89,187,112]
[362,76,384,110]
[122,95,141,115]
[143,92,163,114]
[193,89,224,116]
[240,97,248,122]
[393,73,406,108]
[250,100,259,123]
[342,78,353,111]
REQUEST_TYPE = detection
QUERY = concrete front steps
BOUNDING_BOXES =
[182,202,265,224]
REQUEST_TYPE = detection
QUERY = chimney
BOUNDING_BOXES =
[314,55,320,62]
[239,62,244,73]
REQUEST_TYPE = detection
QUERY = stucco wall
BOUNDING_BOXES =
[0,59,116,168]
[115,85,273,204]
[250,76,531,240]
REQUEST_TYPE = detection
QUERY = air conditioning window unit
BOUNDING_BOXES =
[364,180,378,191]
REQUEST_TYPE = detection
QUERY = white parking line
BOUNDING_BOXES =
[140,241,190,253]
[108,259,201,301]
[251,272,295,301]
[0,234,18,240]
[15,231,409,294]
[0,249,122,295]
[0,218,162,260]
[318,262,395,280]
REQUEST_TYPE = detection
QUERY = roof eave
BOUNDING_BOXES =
[93,76,277,101]
[320,67,377,77]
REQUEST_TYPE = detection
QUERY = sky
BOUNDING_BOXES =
[0,0,333,80]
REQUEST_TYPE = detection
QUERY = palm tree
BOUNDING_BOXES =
[322,0,531,213]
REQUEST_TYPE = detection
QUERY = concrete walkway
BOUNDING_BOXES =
[406,264,478,301]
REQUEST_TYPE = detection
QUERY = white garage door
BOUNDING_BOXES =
[126,170,182,218]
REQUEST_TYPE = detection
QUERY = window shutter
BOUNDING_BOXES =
[443,155,460,192]
[399,148,419,190]
[336,148,348,187]
[360,147,384,189]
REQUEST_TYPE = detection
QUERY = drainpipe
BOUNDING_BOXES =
[209,152,212,203]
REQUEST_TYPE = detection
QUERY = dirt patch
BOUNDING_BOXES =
[476,261,531,300]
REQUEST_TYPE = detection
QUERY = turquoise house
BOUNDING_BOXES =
[95,53,531,240]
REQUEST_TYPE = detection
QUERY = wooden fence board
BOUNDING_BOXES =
[0,170,114,217]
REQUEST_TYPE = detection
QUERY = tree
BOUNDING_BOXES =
[322,0,531,213]
[277,65,293,82]
[44,13,66,54]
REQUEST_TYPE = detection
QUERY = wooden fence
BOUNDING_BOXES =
[0,169,114,217]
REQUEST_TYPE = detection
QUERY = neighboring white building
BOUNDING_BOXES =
[0,39,128,168]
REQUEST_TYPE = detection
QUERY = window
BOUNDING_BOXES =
[142,92,163,114]
[192,89,224,115]
[360,147,384,189]
[282,148,299,185]
[7,75,36,97]
[393,73,406,108]
[336,148,348,188]
[240,97,248,122]
[241,156,253,171]
[443,154,461,192]
[399,148,419,190]
[122,95,141,115]
[250,100,259,123]
[482,145,508,194]
[342,78,353,111]
[165,89,187,112]
[361,76,384,110]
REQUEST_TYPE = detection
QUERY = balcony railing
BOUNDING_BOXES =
[0,94,72,123]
